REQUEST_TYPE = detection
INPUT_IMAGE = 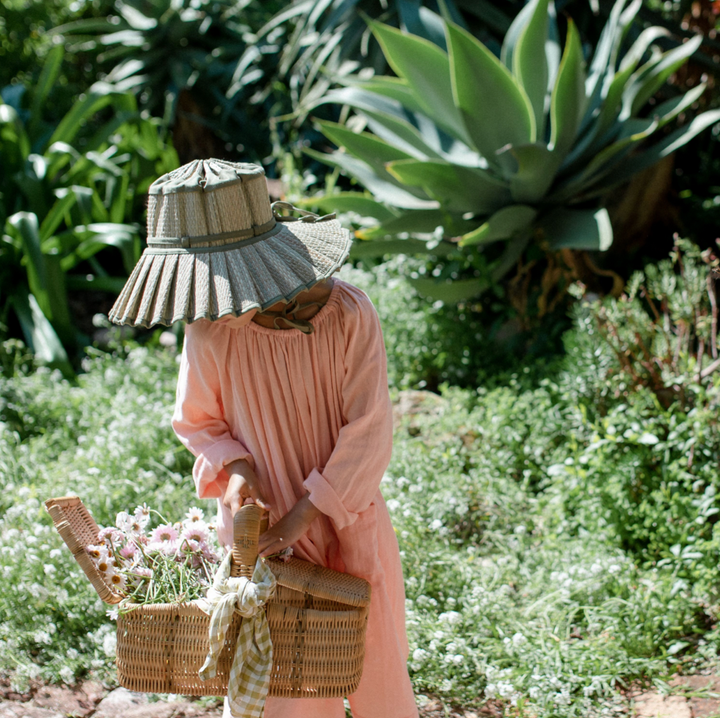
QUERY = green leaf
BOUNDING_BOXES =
[316,120,417,170]
[29,45,64,140]
[500,0,538,70]
[356,209,473,240]
[447,21,535,164]
[501,143,560,203]
[513,0,550,139]
[48,82,119,147]
[350,237,434,259]
[622,35,702,119]
[409,276,488,303]
[460,205,538,247]
[296,193,398,222]
[369,20,469,143]
[8,212,46,300]
[540,207,613,251]
[385,159,511,213]
[341,76,426,115]
[315,87,445,160]
[8,289,73,377]
[304,149,439,210]
[39,191,79,242]
[549,19,586,161]
[581,109,720,196]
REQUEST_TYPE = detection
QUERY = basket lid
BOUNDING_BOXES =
[44,496,123,605]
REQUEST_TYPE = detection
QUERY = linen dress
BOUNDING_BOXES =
[171,278,419,718]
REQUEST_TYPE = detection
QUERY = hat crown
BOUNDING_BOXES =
[146,159,274,243]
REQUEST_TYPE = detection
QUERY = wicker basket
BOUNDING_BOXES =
[45,496,371,697]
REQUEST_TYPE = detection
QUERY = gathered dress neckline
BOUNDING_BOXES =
[246,280,341,337]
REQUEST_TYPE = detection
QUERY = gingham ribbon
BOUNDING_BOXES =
[197,552,276,718]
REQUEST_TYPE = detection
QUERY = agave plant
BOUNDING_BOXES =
[0,46,178,375]
[305,0,720,301]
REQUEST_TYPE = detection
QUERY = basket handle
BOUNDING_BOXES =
[231,504,268,578]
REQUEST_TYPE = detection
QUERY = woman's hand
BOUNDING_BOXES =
[223,458,271,514]
[258,493,321,558]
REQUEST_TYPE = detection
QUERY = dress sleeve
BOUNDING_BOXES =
[172,323,254,500]
[303,294,393,530]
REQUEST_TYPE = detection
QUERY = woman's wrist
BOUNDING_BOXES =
[295,492,322,524]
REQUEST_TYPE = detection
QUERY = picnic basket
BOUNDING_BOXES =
[45,496,371,697]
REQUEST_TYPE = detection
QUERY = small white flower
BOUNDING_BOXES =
[106,607,119,621]
[412,648,428,663]
[59,666,75,685]
[43,564,56,576]
[429,519,443,531]
[438,611,462,625]
[102,633,117,657]
[386,499,400,512]
[185,507,205,523]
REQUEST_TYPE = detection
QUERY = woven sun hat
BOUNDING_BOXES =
[108,159,352,328]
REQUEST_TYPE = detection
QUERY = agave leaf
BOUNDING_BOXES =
[513,0,550,139]
[622,35,702,119]
[549,19,586,161]
[398,2,448,50]
[341,76,426,115]
[651,83,707,128]
[297,193,398,221]
[545,2,561,104]
[385,159,511,213]
[8,289,73,377]
[368,20,470,144]
[581,109,720,197]
[304,148,439,210]
[500,0,538,71]
[350,237,435,259]
[357,209,474,240]
[315,86,444,158]
[500,142,560,203]
[460,205,538,247]
[317,120,418,169]
[447,21,535,164]
[409,276,488,302]
[540,207,613,251]
[618,26,671,73]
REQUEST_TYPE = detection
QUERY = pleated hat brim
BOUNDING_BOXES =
[108,218,352,328]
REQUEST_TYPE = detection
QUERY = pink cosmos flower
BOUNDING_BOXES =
[120,542,138,560]
[181,525,209,545]
[150,524,178,543]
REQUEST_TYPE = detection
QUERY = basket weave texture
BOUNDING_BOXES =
[45,496,370,698]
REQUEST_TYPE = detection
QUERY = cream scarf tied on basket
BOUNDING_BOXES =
[197,551,277,718]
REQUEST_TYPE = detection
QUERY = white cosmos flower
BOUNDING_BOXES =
[185,507,205,523]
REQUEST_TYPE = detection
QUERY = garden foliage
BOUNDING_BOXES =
[0,47,178,374]
[2,244,720,715]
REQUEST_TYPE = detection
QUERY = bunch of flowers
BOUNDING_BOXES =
[87,505,223,615]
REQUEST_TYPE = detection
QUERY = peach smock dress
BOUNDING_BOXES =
[171,278,419,718]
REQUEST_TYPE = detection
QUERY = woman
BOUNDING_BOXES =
[110,159,419,718]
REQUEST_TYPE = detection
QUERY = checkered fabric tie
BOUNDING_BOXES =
[198,552,276,718]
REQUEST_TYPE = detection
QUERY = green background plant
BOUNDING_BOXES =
[306,0,720,306]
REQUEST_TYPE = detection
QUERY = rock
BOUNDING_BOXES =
[32,682,106,717]
[633,692,691,718]
[93,688,148,718]
[0,702,64,718]
[670,674,720,717]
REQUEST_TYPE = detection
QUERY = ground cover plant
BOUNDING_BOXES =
[1,249,720,715]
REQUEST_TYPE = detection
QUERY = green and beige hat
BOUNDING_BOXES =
[108,159,351,328]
